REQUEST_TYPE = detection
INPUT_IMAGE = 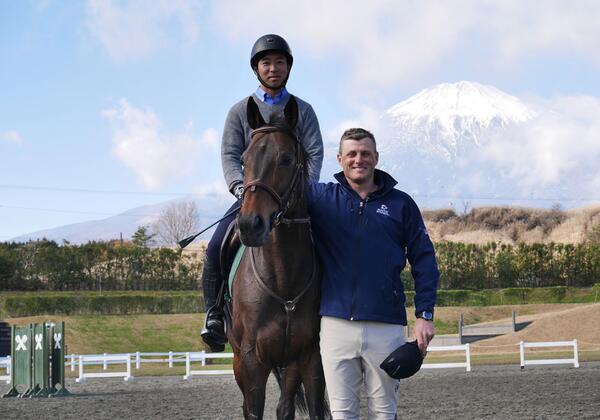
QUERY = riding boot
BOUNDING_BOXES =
[200,257,227,352]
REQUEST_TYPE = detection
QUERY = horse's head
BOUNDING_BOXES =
[238,96,306,247]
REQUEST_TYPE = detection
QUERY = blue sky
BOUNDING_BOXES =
[2,1,600,240]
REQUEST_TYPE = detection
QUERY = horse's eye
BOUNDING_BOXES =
[280,155,293,166]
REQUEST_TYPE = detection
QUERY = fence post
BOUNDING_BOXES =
[71,353,76,372]
[573,339,580,368]
[519,341,525,369]
[465,344,471,372]
[103,353,108,370]
[169,351,173,368]
[126,354,132,381]
[78,355,84,382]
[136,351,140,369]
[458,314,464,344]
[184,352,191,380]
[201,350,206,367]
[512,310,516,331]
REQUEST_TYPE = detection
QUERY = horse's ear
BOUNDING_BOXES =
[247,96,266,129]
[284,95,298,129]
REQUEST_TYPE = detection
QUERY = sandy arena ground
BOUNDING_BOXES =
[1,362,599,419]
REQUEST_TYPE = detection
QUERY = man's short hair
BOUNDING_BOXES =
[339,128,377,153]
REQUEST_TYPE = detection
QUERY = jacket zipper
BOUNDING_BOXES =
[349,198,368,320]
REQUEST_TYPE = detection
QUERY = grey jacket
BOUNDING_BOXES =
[221,93,324,193]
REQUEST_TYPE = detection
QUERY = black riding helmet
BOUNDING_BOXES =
[250,34,293,90]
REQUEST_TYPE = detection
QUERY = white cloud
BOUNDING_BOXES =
[479,95,600,193]
[103,98,218,189]
[192,179,229,200]
[0,130,23,145]
[86,0,201,59]
[211,1,600,90]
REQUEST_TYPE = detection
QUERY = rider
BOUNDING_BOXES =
[201,34,324,352]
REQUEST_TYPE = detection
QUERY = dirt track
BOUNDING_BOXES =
[2,363,599,419]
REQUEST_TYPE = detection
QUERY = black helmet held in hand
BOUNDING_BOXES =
[250,34,293,69]
[380,341,423,380]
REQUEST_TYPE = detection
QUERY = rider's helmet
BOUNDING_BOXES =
[250,34,293,89]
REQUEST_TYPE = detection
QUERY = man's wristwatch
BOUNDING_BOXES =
[416,310,434,321]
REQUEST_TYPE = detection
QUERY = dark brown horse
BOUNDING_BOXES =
[226,96,327,420]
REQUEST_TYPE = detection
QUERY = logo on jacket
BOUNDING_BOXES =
[376,204,389,216]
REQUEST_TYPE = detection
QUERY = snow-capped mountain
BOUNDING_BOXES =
[374,81,562,208]
[382,81,537,163]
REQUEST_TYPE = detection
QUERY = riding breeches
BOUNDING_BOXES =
[320,316,405,420]
[203,201,239,305]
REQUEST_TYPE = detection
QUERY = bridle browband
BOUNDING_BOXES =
[242,125,310,226]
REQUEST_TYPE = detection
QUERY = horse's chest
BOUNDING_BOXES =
[254,313,316,361]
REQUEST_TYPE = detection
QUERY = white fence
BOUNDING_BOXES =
[184,351,234,379]
[45,339,582,384]
[133,351,187,369]
[422,344,471,372]
[76,353,133,382]
[519,340,579,369]
[0,356,10,384]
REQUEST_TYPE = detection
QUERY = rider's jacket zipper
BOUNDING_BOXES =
[349,198,368,320]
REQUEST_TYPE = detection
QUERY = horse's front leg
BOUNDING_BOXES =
[234,347,270,420]
[300,348,328,420]
[276,363,302,420]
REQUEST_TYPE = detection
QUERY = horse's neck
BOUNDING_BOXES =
[254,220,313,294]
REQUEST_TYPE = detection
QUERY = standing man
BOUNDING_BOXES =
[201,34,324,351]
[307,128,439,419]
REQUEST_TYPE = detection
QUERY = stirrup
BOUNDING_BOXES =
[201,306,227,352]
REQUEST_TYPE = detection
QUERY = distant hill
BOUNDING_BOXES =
[9,195,232,245]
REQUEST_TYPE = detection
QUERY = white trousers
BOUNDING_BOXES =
[320,316,405,420]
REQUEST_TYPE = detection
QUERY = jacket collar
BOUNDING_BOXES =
[334,169,398,199]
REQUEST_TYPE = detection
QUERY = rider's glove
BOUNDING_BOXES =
[233,185,244,201]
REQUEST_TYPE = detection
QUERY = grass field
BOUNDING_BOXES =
[5,303,600,376]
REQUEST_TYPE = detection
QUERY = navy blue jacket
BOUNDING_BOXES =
[307,170,439,325]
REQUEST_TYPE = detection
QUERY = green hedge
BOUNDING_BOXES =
[405,286,598,307]
[2,286,598,318]
[0,291,203,318]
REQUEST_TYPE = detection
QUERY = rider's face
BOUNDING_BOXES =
[256,53,289,90]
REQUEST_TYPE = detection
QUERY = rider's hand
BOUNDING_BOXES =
[234,185,244,201]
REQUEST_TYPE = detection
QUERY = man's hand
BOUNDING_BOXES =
[413,318,435,357]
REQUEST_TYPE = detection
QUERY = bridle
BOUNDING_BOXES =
[242,125,310,226]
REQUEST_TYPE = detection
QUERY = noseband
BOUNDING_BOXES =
[242,125,310,226]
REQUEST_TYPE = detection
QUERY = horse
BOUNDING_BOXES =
[225,96,327,420]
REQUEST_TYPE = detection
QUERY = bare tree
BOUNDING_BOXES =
[152,201,200,246]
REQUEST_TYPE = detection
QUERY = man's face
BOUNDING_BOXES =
[256,53,289,89]
[337,138,379,185]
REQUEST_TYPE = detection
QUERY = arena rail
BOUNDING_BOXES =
[519,340,579,369]
[133,351,188,369]
[183,351,234,379]
[0,356,10,384]
[422,344,471,372]
[75,354,133,382]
